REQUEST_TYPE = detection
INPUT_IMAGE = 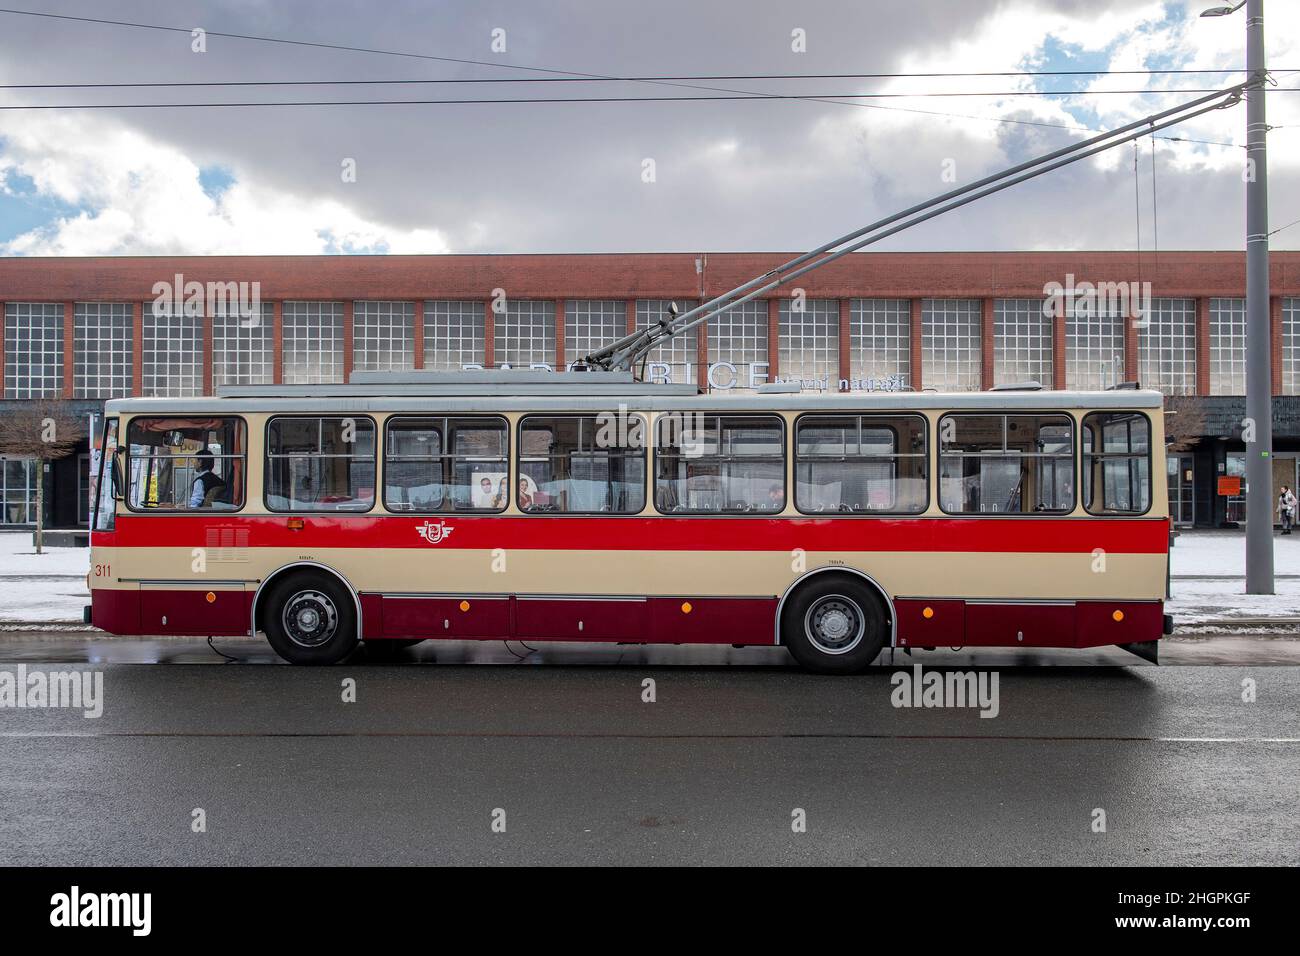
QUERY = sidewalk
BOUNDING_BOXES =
[0,530,1294,630]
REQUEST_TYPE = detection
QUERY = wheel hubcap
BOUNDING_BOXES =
[282,590,339,648]
[805,595,865,655]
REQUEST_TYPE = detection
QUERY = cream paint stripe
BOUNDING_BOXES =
[90,546,1167,600]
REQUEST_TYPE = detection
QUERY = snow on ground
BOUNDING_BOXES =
[0,531,90,576]
[0,532,89,622]
[1166,579,1298,625]
[1170,529,1300,577]
[0,530,1294,626]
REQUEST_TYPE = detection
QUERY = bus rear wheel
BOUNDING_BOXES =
[781,576,888,674]
[263,572,359,665]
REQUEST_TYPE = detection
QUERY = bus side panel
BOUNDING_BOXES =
[359,593,384,639]
[91,585,140,634]
[138,586,251,636]
[380,595,509,639]
[648,597,778,645]
[964,602,1076,648]
[894,599,966,648]
[515,597,648,642]
[1075,600,1164,647]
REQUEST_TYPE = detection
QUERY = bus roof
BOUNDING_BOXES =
[105,370,1164,415]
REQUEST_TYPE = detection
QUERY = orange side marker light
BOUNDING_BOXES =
[205,592,216,604]
[922,606,935,619]
[459,600,471,612]
[681,602,692,614]
[286,517,305,530]
[1112,609,1125,622]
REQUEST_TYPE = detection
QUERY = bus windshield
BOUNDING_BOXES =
[126,416,246,511]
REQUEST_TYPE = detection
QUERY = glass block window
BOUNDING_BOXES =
[283,301,345,385]
[921,299,980,391]
[1284,298,1300,396]
[212,302,274,387]
[636,299,698,386]
[0,457,37,525]
[425,300,485,371]
[74,302,133,398]
[849,298,911,389]
[1139,298,1196,396]
[706,299,768,390]
[354,300,415,373]
[4,302,63,399]
[1065,304,1125,391]
[1208,297,1247,395]
[565,300,625,368]
[494,300,555,369]
[142,307,204,397]
[778,299,838,386]
[993,299,1053,388]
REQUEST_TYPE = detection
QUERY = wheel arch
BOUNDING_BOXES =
[251,561,363,639]
[774,567,897,647]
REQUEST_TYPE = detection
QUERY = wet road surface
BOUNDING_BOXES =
[0,633,1297,865]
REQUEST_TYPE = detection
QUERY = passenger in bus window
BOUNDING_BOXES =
[188,453,227,508]
[766,483,785,512]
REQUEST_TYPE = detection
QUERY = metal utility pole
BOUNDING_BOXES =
[1206,0,1274,593]
[1245,0,1275,594]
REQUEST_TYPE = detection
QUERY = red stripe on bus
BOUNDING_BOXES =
[106,514,1170,554]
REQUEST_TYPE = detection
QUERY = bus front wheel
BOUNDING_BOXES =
[263,572,359,665]
[781,576,888,674]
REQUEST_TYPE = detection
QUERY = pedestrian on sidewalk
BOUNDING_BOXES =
[1279,484,1297,535]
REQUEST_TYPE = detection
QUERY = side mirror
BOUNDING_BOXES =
[110,448,125,501]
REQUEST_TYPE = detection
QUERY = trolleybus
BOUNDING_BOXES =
[85,370,1172,672]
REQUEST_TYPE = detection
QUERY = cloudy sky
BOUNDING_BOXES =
[0,0,1297,257]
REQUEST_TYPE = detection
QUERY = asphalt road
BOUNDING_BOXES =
[0,633,1297,866]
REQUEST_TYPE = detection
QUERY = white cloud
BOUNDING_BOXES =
[0,110,450,255]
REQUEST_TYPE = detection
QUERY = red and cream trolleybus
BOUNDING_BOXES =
[86,370,1172,672]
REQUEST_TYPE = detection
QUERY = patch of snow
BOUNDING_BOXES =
[0,532,90,577]
[1170,530,1300,577]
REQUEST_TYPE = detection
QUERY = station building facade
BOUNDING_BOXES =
[0,250,1298,531]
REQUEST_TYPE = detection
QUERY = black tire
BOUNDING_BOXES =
[262,571,359,665]
[780,575,888,674]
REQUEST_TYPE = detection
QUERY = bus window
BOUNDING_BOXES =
[266,417,375,512]
[1082,412,1151,515]
[655,414,784,514]
[939,413,1074,515]
[518,415,645,514]
[384,416,508,512]
[126,417,246,512]
[795,414,927,514]
[91,417,119,530]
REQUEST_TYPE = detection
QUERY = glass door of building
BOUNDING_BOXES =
[1167,454,1195,527]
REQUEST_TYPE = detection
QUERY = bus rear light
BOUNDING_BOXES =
[286,517,305,530]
